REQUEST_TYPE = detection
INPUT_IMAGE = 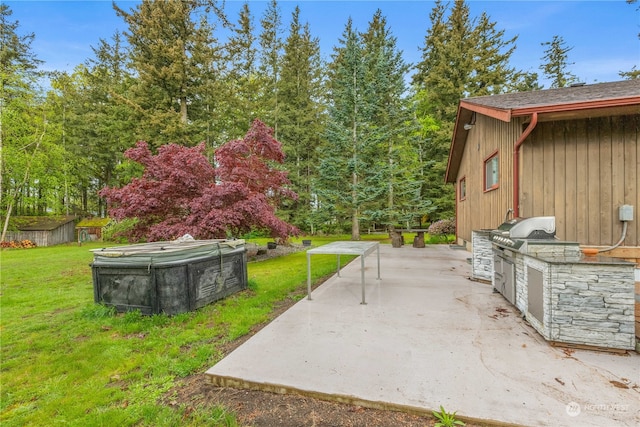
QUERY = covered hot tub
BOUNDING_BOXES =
[91,239,247,315]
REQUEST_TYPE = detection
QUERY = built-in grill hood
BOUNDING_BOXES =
[491,216,556,250]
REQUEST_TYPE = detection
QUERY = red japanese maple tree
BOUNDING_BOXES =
[99,119,299,241]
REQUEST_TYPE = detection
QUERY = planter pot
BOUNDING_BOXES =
[302,240,312,247]
[267,242,277,249]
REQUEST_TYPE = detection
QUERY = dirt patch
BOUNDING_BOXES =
[162,244,489,427]
[166,376,443,426]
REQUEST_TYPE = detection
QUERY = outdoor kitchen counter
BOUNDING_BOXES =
[518,251,637,350]
[530,253,637,265]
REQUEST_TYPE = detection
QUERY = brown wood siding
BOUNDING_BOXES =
[520,115,639,247]
[454,115,524,243]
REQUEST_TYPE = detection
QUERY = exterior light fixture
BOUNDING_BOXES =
[463,112,476,130]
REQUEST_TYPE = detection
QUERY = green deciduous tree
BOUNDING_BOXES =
[0,4,46,240]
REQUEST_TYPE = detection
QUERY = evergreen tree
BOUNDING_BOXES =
[317,19,389,239]
[223,2,260,140]
[621,0,639,78]
[113,0,224,145]
[468,12,522,95]
[412,0,468,122]
[278,6,325,229]
[79,32,137,213]
[360,10,428,229]
[258,0,284,138]
[540,35,579,88]
[411,0,525,221]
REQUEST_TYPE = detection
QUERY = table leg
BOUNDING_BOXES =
[360,254,366,304]
[376,243,381,279]
[307,252,312,300]
[337,254,341,277]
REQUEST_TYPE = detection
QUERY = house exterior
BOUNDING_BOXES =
[445,80,639,260]
[4,216,78,247]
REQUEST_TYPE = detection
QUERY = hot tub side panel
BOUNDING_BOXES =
[92,266,158,315]
[155,265,191,315]
[189,248,248,310]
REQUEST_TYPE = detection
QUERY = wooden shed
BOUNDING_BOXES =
[76,217,111,242]
[4,216,78,247]
[445,80,639,260]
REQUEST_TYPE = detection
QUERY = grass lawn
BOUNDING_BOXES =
[0,234,397,426]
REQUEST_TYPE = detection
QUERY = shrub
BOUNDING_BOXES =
[428,218,456,237]
[102,218,139,243]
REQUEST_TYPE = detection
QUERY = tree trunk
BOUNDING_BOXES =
[180,96,188,124]
[351,207,360,241]
[1,124,46,241]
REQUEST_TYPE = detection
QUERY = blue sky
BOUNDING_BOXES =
[6,0,640,87]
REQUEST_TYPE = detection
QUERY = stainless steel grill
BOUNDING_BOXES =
[490,216,556,250]
[490,216,556,305]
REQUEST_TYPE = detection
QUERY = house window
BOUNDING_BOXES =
[484,151,499,191]
[459,177,466,201]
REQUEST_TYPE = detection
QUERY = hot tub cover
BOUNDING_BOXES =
[91,239,246,267]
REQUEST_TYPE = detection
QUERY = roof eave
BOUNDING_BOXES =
[511,96,640,117]
[445,95,640,184]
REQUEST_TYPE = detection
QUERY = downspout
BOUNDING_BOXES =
[513,112,538,218]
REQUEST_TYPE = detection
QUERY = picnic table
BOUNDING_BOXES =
[306,241,381,304]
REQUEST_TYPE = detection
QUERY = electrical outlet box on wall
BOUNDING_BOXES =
[619,205,634,222]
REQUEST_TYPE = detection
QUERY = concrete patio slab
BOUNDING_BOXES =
[206,244,640,426]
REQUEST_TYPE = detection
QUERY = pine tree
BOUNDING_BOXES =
[540,35,579,88]
[411,0,525,221]
[258,0,284,138]
[79,32,137,213]
[223,2,260,140]
[360,10,427,229]
[113,0,224,145]
[319,17,411,239]
[278,6,325,229]
[317,20,367,239]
